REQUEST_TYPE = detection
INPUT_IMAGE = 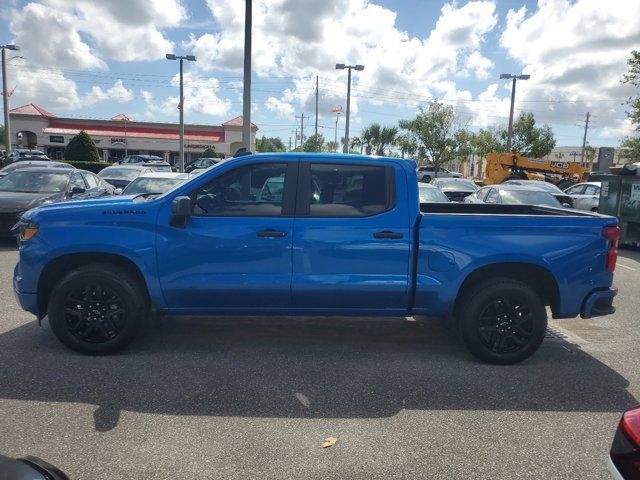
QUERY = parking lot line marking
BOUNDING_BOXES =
[295,392,310,408]
[616,263,637,271]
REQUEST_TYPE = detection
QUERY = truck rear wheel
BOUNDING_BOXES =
[458,278,547,364]
[47,264,147,355]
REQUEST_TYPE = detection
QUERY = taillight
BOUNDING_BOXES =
[604,226,620,273]
[623,408,640,448]
[611,406,640,478]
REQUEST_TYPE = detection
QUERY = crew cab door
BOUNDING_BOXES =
[291,161,411,312]
[156,161,297,311]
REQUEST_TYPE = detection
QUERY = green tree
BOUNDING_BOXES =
[64,130,100,162]
[256,136,286,152]
[506,112,556,157]
[397,134,418,159]
[302,133,325,152]
[620,50,640,162]
[201,146,216,157]
[399,101,462,176]
[377,126,398,155]
[350,136,362,153]
[584,145,596,164]
[471,127,503,157]
[326,140,339,153]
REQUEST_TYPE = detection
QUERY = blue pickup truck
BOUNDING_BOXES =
[12,153,619,364]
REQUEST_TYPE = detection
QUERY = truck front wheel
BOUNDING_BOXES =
[47,264,147,355]
[458,278,547,364]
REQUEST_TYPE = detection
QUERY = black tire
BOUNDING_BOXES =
[458,278,547,364]
[47,264,148,355]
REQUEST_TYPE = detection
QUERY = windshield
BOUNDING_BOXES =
[122,177,185,195]
[419,185,449,202]
[500,190,561,207]
[0,171,68,193]
[146,164,172,172]
[98,167,142,180]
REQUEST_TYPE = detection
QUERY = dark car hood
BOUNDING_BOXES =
[0,191,65,213]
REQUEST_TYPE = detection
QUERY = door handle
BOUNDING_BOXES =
[373,231,403,239]
[257,229,287,238]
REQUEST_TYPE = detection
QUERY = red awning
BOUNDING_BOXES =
[43,123,224,142]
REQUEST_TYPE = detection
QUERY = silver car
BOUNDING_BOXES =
[564,182,601,212]
[416,166,462,182]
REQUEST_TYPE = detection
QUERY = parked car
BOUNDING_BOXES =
[1,149,49,166]
[0,454,70,479]
[564,182,601,212]
[502,179,574,207]
[98,164,159,189]
[118,154,165,165]
[120,172,190,196]
[417,165,462,182]
[430,178,479,202]
[185,157,224,173]
[608,405,640,479]
[13,153,618,364]
[418,183,450,203]
[0,160,73,178]
[465,184,563,208]
[0,167,113,236]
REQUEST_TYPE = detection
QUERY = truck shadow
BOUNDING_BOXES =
[0,316,635,432]
[0,238,18,252]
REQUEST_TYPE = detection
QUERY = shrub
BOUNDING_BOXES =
[202,146,216,157]
[63,160,111,173]
[64,131,100,162]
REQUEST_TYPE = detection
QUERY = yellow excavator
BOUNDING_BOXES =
[484,152,590,189]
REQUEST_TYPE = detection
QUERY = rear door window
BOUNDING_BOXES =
[304,163,393,217]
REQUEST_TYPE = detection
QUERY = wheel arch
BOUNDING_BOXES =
[37,252,150,317]
[453,262,560,317]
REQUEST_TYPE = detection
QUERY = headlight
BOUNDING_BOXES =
[16,222,39,243]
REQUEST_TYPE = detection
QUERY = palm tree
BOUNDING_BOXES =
[361,127,373,155]
[350,136,362,153]
[326,141,339,153]
[377,126,398,156]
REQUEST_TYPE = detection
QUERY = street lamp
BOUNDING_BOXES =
[166,53,196,172]
[500,73,530,152]
[1,44,20,158]
[336,63,364,153]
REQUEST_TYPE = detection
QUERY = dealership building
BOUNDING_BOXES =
[8,104,257,164]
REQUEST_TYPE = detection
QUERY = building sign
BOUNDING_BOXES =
[110,137,127,146]
[49,135,65,143]
[185,143,214,149]
[631,184,640,202]
[550,161,569,169]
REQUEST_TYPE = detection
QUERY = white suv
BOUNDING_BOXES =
[417,166,462,182]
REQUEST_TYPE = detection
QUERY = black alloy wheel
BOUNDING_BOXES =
[63,284,125,344]
[458,278,547,364]
[48,264,147,354]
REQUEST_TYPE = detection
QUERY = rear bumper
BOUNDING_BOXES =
[580,287,617,319]
[607,455,625,480]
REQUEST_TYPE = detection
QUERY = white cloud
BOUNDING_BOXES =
[83,80,134,106]
[188,0,497,119]
[497,0,640,139]
[466,51,494,80]
[265,97,295,119]
[141,74,232,118]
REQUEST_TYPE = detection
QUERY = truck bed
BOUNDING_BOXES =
[420,202,600,217]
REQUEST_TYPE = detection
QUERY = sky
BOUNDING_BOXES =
[1,0,639,150]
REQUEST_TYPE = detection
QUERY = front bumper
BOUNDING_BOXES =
[13,269,38,316]
[580,287,617,319]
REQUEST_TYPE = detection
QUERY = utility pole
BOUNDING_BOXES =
[1,44,20,157]
[580,112,590,168]
[500,73,530,152]
[315,75,318,138]
[242,0,252,151]
[288,136,292,151]
[294,128,298,150]
[296,114,306,146]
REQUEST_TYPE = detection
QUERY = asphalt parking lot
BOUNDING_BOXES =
[0,239,638,480]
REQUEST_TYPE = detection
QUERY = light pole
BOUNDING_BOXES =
[166,53,196,172]
[500,73,530,152]
[1,44,20,158]
[336,63,364,153]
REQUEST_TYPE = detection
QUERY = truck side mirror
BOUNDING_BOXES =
[170,196,191,228]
